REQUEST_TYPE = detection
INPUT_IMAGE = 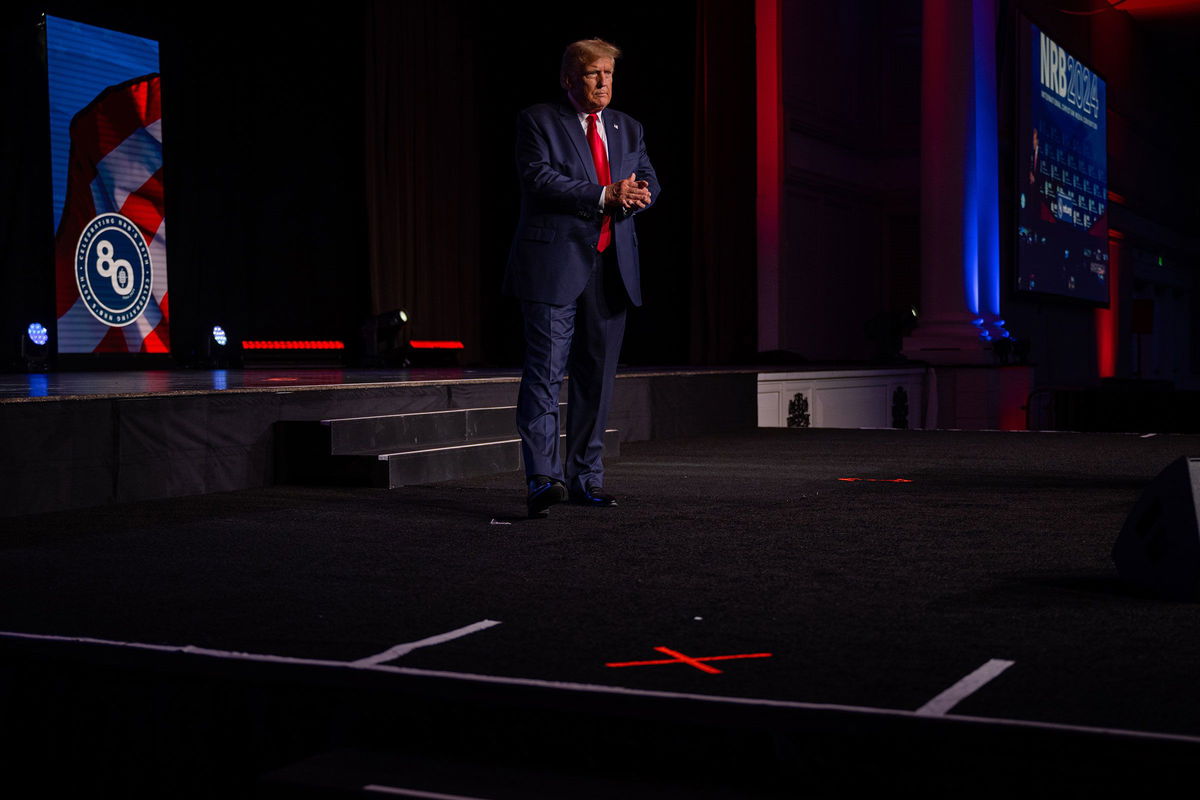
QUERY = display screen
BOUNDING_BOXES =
[46,15,170,354]
[1015,21,1108,305]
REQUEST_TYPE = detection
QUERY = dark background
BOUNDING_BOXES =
[0,0,735,369]
[1,1,1197,388]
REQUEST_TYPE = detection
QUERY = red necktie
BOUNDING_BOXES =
[586,113,612,252]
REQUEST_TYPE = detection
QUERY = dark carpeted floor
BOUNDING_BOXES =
[3,427,1200,796]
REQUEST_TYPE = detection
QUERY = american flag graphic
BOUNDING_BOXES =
[54,74,169,354]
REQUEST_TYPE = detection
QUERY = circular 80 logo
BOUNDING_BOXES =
[75,213,153,327]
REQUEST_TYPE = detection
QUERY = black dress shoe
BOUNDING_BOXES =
[570,486,617,507]
[527,475,567,518]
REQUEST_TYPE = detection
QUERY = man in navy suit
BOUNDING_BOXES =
[505,38,659,518]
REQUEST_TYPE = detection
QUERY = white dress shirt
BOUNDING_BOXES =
[574,108,609,211]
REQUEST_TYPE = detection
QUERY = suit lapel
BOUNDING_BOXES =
[556,104,598,184]
[605,112,625,178]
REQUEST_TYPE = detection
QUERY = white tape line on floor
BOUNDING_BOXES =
[916,659,1015,717]
[2,631,1197,748]
[352,620,502,667]
[364,785,493,800]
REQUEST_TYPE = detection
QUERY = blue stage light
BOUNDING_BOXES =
[27,323,49,346]
[21,322,51,372]
[201,325,236,368]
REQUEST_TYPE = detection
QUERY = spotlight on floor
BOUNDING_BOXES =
[21,322,51,372]
[359,308,410,366]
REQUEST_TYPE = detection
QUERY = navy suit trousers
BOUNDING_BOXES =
[516,247,626,493]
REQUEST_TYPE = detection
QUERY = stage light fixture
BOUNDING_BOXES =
[27,323,49,346]
[360,308,411,366]
[21,322,51,372]
[203,323,237,368]
[379,308,408,328]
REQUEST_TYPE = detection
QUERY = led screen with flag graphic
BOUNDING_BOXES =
[46,15,169,354]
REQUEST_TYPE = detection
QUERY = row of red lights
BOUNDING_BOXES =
[236,340,465,351]
[241,340,346,350]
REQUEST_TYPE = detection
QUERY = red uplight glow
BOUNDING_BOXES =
[1095,231,1122,378]
[409,340,465,350]
[756,0,782,349]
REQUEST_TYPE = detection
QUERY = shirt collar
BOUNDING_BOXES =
[567,95,604,122]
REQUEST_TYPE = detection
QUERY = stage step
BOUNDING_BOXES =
[276,405,619,489]
[325,404,543,455]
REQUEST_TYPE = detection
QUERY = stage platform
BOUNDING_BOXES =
[0,366,760,517]
[1,427,1198,796]
[1,364,947,517]
[0,367,540,401]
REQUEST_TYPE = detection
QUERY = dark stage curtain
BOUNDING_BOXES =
[364,0,481,359]
[0,8,55,365]
[362,0,756,368]
[690,0,758,364]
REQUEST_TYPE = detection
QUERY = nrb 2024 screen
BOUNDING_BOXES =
[1016,21,1108,306]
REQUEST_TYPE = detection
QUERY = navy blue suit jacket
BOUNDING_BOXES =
[504,102,659,308]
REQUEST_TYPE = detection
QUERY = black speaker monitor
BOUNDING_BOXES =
[1113,457,1200,601]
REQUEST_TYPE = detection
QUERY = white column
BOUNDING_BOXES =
[903,0,1005,365]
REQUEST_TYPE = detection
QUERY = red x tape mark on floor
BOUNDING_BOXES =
[605,646,773,674]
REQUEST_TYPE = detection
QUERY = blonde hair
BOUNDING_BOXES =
[560,38,621,89]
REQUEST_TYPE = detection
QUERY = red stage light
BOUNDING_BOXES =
[241,340,345,350]
[1095,231,1122,378]
[756,0,783,348]
[409,340,465,350]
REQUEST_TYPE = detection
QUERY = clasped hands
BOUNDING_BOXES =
[604,173,651,212]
